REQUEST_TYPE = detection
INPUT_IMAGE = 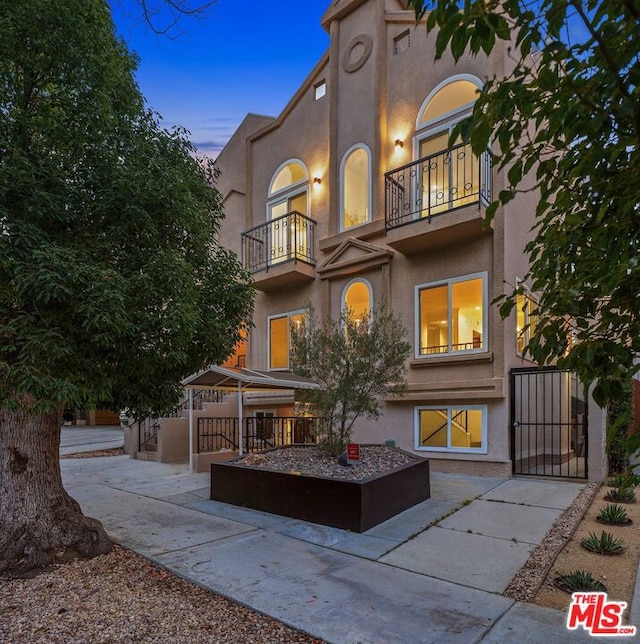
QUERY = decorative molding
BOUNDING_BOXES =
[342,34,373,73]
[317,237,393,280]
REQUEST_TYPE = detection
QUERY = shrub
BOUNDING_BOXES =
[580,531,625,555]
[555,570,607,593]
[597,503,631,525]
[607,473,640,488]
[604,487,636,503]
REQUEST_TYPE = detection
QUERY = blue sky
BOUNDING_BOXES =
[109,1,330,157]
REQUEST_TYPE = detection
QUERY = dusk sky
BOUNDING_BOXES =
[109,1,330,158]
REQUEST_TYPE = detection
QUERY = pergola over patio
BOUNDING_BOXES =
[181,365,320,471]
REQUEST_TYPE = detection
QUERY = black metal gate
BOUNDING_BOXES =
[511,367,588,479]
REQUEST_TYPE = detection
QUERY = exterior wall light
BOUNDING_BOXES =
[313,177,322,185]
[394,139,404,149]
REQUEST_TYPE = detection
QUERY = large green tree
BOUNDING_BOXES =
[408,1,640,422]
[0,0,253,575]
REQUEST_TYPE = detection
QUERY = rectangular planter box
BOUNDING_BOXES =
[210,447,430,532]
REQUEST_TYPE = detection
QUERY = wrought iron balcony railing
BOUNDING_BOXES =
[385,143,492,231]
[241,210,316,273]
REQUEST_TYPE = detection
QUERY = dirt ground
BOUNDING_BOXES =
[535,483,640,619]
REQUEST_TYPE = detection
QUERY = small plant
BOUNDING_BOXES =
[597,503,632,526]
[555,570,607,593]
[607,473,640,488]
[604,487,636,503]
[581,531,626,555]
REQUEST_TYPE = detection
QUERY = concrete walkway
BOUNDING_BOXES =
[58,437,611,643]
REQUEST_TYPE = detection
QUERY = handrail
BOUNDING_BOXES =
[385,142,491,231]
[241,210,317,273]
[242,209,317,236]
[197,416,320,453]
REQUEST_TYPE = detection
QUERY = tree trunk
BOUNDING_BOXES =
[0,402,112,576]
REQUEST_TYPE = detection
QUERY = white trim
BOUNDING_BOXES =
[268,158,309,198]
[267,308,307,371]
[413,113,471,165]
[339,143,372,232]
[341,278,373,317]
[415,74,483,132]
[314,80,326,100]
[414,404,488,454]
[515,277,538,358]
[266,186,309,222]
[414,272,488,360]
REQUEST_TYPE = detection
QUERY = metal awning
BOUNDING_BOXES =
[181,365,320,469]
[181,365,320,392]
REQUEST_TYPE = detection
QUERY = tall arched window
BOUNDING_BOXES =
[265,160,310,266]
[340,145,371,231]
[414,75,486,217]
[342,279,372,325]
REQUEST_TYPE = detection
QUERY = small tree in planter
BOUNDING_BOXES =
[289,303,411,457]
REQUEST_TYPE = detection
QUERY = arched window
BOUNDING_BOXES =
[340,145,371,230]
[417,78,480,128]
[266,160,309,266]
[268,160,308,219]
[269,161,307,196]
[414,75,485,217]
[342,279,372,324]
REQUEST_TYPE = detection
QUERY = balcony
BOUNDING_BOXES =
[384,143,492,254]
[241,211,317,291]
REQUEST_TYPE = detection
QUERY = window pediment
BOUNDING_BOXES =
[317,238,393,280]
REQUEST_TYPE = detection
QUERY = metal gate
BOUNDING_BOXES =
[511,367,588,479]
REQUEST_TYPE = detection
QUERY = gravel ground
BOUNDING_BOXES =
[240,445,414,480]
[0,546,322,644]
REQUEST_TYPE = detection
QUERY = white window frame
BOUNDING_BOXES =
[339,143,372,232]
[268,158,309,199]
[515,278,538,358]
[414,74,483,134]
[314,80,326,100]
[341,278,373,318]
[414,272,488,359]
[267,309,307,371]
[414,405,488,454]
[267,159,309,220]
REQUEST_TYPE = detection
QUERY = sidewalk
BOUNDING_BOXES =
[60,451,603,643]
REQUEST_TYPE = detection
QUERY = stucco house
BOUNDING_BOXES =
[125,0,605,482]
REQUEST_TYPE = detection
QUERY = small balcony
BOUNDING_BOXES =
[384,143,492,254]
[241,211,317,291]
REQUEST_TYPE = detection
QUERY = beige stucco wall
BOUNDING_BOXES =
[211,0,600,480]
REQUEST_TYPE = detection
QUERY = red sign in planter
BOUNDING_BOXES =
[210,446,430,532]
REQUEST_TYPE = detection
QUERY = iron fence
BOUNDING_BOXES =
[511,367,587,479]
[197,416,321,453]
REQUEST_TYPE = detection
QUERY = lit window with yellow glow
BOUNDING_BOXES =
[414,76,485,218]
[341,145,371,230]
[343,280,371,324]
[415,406,486,452]
[516,290,538,356]
[269,312,306,370]
[267,160,309,267]
[417,274,486,356]
[418,79,479,127]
